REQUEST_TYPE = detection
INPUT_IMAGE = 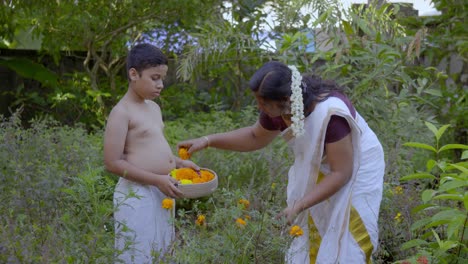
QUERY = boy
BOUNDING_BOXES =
[104,43,199,263]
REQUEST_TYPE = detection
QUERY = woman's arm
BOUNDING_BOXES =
[178,120,281,154]
[282,133,354,223]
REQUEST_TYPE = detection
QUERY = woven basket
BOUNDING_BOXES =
[178,168,218,199]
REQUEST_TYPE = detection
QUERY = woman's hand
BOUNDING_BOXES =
[277,203,302,225]
[177,136,210,154]
[179,159,200,172]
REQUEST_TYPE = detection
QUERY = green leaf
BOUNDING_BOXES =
[426,159,437,172]
[400,239,427,250]
[438,240,459,252]
[439,179,468,192]
[447,216,465,239]
[342,20,354,35]
[423,88,442,97]
[435,124,451,142]
[400,173,435,181]
[439,144,468,153]
[430,209,464,225]
[403,142,436,152]
[411,203,436,214]
[422,189,435,203]
[448,164,468,174]
[433,194,463,201]
[462,150,468,160]
[464,192,468,211]
[0,57,58,87]
[425,121,438,138]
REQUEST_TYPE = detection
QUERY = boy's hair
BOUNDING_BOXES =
[126,43,168,79]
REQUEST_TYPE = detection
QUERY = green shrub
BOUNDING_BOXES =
[0,111,116,263]
[397,122,468,263]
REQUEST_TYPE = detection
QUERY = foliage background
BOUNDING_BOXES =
[1,0,467,263]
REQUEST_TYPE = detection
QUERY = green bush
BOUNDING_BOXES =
[0,111,116,263]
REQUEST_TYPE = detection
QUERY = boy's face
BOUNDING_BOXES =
[129,65,168,100]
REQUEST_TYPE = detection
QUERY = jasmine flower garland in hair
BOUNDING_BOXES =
[288,65,305,137]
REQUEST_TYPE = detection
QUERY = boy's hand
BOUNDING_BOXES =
[177,136,209,155]
[155,174,183,199]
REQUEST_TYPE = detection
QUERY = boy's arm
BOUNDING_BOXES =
[103,107,182,198]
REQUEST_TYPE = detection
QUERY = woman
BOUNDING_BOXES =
[178,61,385,264]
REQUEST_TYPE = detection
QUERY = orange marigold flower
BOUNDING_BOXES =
[170,168,215,184]
[238,199,250,209]
[236,218,246,227]
[162,198,174,210]
[196,214,206,226]
[289,225,304,237]
[178,147,191,160]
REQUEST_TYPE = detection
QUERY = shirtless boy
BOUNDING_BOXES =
[103,43,199,263]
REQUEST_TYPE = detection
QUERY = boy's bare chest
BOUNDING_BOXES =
[128,115,163,138]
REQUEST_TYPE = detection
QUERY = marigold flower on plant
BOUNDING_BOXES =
[178,147,191,160]
[236,218,246,228]
[196,214,206,226]
[394,185,403,195]
[162,198,174,210]
[289,225,304,237]
[394,212,402,223]
[238,199,250,209]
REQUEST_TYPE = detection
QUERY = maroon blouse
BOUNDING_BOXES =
[259,92,356,143]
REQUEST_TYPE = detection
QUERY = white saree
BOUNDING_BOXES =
[284,97,385,264]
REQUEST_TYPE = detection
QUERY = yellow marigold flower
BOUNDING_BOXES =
[394,212,402,223]
[162,198,174,210]
[289,225,304,237]
[238,199,250,209]
[196,214,206,226]
[236,218,246,228]
[180,179,193,185]
[178,147,191,160]
[394,185,403,195]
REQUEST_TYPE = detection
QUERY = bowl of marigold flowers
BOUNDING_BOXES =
[170,167,218,198]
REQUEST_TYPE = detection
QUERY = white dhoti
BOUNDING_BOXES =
[114,178,175,264]
[284,97,385,264]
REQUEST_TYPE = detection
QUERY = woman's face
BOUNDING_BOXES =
[254,93,287,118]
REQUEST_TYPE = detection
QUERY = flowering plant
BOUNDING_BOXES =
[288,65,305,137]
[238,199,250,209]
[289,225,304,237]
[162,198,174,210]
[195,214,206,226]
[235,217,247,228]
